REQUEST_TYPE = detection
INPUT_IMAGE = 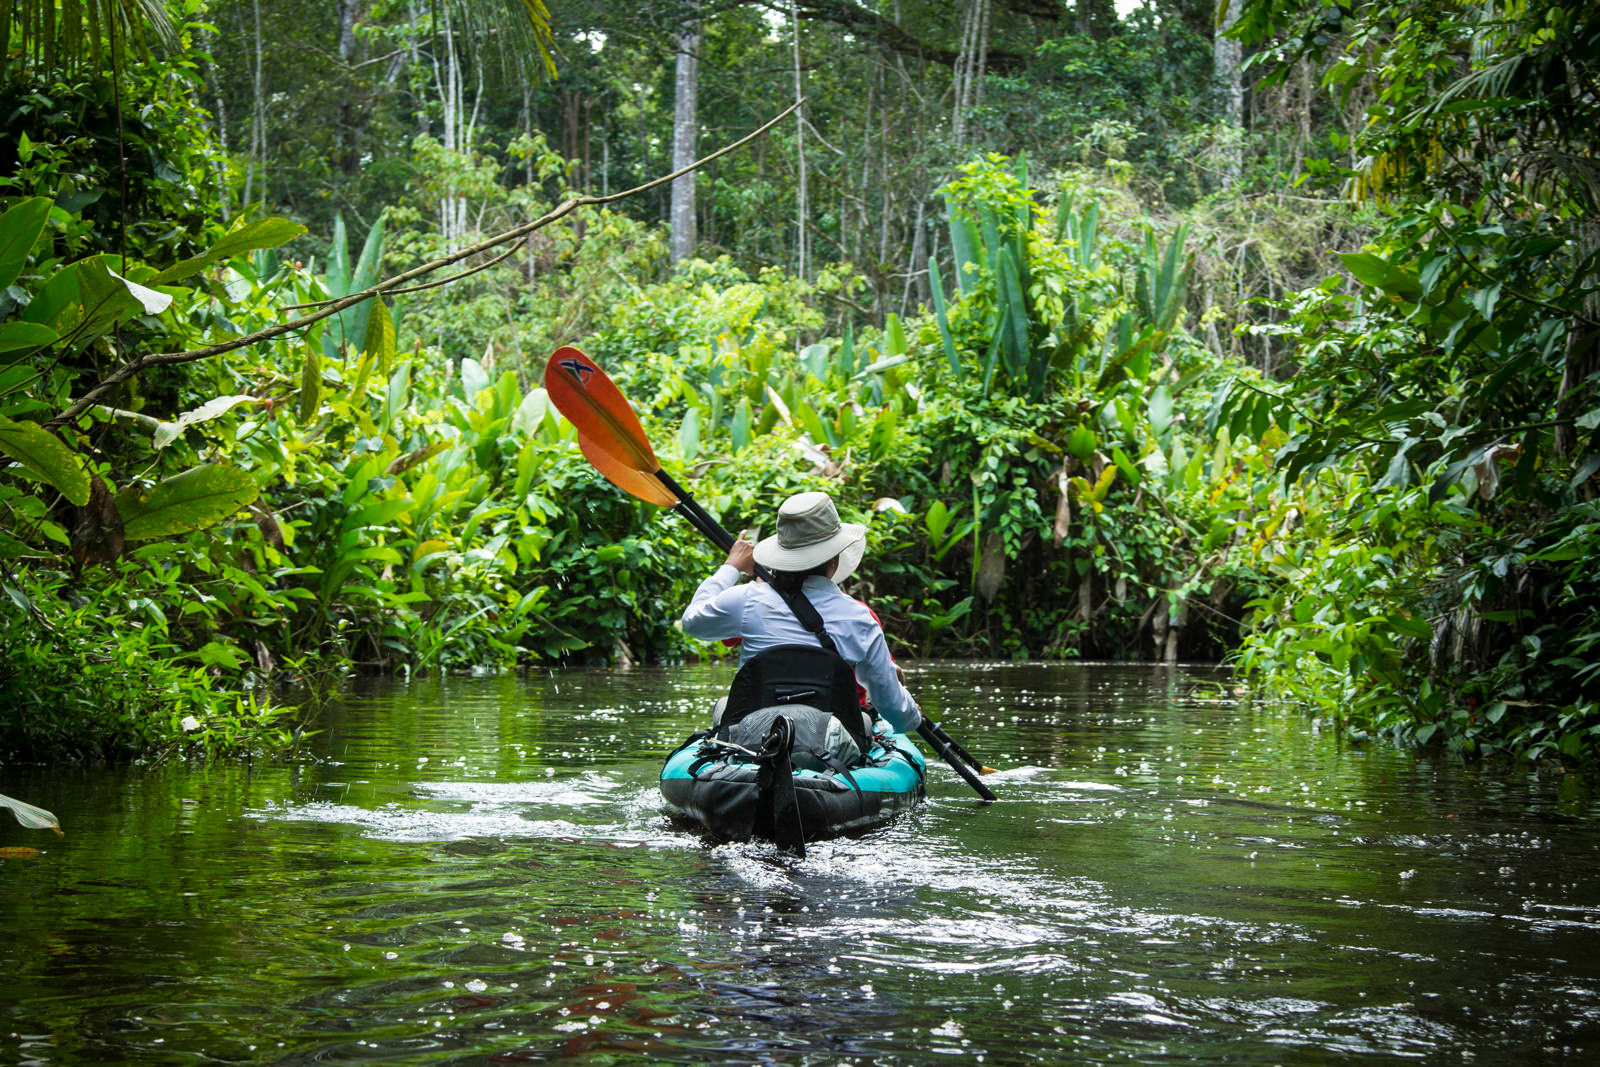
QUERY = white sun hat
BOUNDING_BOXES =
[752,491,867,583]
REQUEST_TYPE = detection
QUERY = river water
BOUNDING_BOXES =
[3,662,1600,1064]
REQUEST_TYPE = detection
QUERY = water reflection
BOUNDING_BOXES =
[3,663,1599,1063]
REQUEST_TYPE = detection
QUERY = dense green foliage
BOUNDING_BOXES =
[0,0,1594,767]
[1221,0,1600,760]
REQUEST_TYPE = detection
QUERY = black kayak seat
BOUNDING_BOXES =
[719,643,872,759]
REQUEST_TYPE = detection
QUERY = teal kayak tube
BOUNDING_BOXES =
[660,727,926,845]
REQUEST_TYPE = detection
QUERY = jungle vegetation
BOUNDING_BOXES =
[0,0,1594,766]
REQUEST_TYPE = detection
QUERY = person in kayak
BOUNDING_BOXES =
[680,490,922,736]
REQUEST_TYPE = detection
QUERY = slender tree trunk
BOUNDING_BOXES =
[1213,0,1244,187]
[952,0,992,148]
[199,24,232,221]
[791,0,809,280]
[242,0,266,209]
[669,1,701,265]
[336,0,361,173]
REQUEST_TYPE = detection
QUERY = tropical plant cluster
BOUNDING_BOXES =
[0,0,1595,769]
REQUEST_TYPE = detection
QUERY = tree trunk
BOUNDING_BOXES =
[336,0,361,173]
[669,2,701,265]
[242,0,266,209]
[791,0,809,281]
[1213,0,1244,187]
[952,0,992,147]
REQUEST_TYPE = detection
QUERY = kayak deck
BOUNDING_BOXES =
[659,728,926,844]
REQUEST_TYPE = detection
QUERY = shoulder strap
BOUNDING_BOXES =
[771,581,839,653]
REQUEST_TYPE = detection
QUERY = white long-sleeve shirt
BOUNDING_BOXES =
[680,566,921,733]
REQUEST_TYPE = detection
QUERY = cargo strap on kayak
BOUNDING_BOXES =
[752,716,806,857]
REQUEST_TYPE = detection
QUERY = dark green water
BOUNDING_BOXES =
[4,662,1600,1065]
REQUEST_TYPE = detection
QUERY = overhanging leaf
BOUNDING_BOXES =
[150,217,307,284]
[108,269,173,314]
[152,395,259,450]
[0,415,90,505]
[0,793,61,835]
[115,465,260,541]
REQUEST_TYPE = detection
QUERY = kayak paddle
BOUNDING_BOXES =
[542,345,998,802]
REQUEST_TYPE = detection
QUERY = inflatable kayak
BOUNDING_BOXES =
[659,721,926,848]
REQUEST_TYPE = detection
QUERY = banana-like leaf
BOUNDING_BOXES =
[0,415,90,505]
[115,465,260,541]
[730,397,753,453]
[927,255,961,376]
[678,405,702,461]
[884,313,908,357]
[0,793,60,835]
[332,217,388,362]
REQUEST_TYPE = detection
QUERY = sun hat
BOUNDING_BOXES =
[752,491,866,583]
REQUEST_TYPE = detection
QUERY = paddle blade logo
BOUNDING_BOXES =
[556,357,596,388]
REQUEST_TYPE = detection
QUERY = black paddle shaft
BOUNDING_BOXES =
[918,721,997,801]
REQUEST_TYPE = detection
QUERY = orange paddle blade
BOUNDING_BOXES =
[579,433,678,507]
[543,346,659,475]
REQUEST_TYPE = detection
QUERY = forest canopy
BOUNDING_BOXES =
[0,0,1595,766]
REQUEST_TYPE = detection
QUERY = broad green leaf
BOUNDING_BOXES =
[1066,423,1097,461]
[730,397,752,453]
[383,363,411,434]
[345,497,414,532]
[1112,446,1142,487]
[512,437,538,500]
[342,216,387,346]
[116,465,259,541]
[347,348,378,409]
[0,321,57,357]
[927,256,961,376]
[149,217,306,284]
[1341,252,1391,289]
[884,313,908,356]
[678,405,702,461]
[152,395,259,450]
[0,197,52,291]
[19,261,82,329]
[362,295,395,375]
[1148,385,1173,435]
[107,268,172,314]
[511,387,551,437]
[1167,438,1189,490]
[0,415,90,505]
[800,342,830,380]
[867,405,898,459]
[327,215,352,296]
[794,398,835,448]
[460,356,490,400]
